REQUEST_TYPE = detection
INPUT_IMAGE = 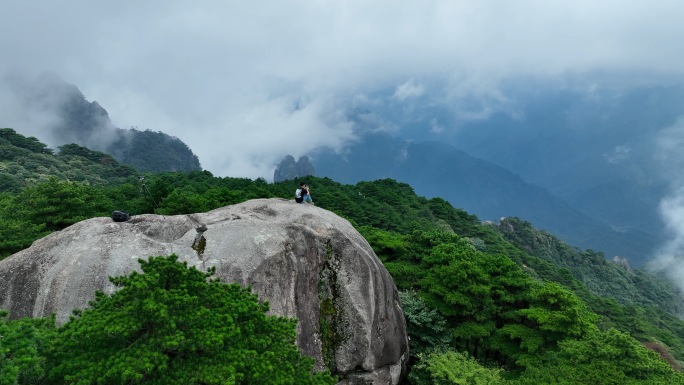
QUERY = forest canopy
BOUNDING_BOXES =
[2,135,684,384]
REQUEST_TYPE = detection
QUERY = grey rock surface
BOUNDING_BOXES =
[0,198,408,384]
[274,154,298,182]
[274,155,315,182]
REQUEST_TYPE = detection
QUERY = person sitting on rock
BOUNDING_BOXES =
[295,182,305,203]
[302,183,314,204]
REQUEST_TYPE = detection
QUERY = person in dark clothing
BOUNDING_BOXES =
[295,182,305,203]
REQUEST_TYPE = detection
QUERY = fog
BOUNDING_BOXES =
[3,1,684,177]
[4,1,684,272]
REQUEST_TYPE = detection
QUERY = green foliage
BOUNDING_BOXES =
[156,186,243,215]
[409,350,506,385]
[0,174,22,193]
[47,255,335,385]
[390,228,682,383]
[358,226,408,262]
[515,328,684,385]
[0,193,48,259]
[58,144,136,179]
[498,217,683,312]
[399,290,451,357]
[14,178,113,232]
[497,217,684,360]
[0,310,56,385]
[425,197,482,235]
[498,281,599,367]
[373,229,597,371]
[271,177,481,236]
[0,217,47,260]
[156,187,215,215]
[0,128,137,193]
[2,163,684,383]
[108,129,202,173]
[0,128,53,155]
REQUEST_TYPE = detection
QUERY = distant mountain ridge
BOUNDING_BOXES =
[443,85,679,243]
[273,155,315,182]
[4,72,201,173]
[308,132,661,266]
[336,84,684,267]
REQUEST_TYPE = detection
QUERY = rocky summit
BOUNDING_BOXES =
[0,198,408,385]
[274,154,315,182]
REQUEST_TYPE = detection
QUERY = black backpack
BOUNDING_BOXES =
[112,210,130,222]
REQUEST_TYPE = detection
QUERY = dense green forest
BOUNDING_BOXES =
[2,132,684,384]
[106,128,202,173]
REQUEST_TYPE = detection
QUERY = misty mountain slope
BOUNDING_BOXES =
[3,73,201,173]
[438,85,681,241]
[497,216,682,314]
[310,132,660,265]
[347,85,680,250]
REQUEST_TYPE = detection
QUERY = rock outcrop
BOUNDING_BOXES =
[0,198,408,384]
[274,155,315,182]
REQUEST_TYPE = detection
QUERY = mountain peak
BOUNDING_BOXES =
[274,155,315,182]
[3,73,201,173]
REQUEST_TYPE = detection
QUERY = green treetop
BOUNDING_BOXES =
[47,254,335,385]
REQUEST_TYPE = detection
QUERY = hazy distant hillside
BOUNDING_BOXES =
[497,216,682,313]
[446,85,679,237]
[338,84,684,266]
[309,132,661,265]
[3,72,201,173]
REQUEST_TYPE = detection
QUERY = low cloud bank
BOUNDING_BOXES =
[650,119,684,289]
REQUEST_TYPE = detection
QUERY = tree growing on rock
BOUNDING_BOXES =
[47,254,336,385]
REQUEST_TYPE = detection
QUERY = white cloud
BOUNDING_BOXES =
[651,190,684,288]
[655,118,684,184]
[196,95,356,179]
[393,79,425,101]
[650,118,684,289]
[0,73,64,147]
[604,145,632,164]
[2,0,684,179]
[430,118,444,134]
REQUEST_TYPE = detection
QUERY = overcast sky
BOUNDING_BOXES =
[2,0,684,179]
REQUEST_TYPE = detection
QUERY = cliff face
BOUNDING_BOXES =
[0,198,408,384]
[274,155,315,182]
